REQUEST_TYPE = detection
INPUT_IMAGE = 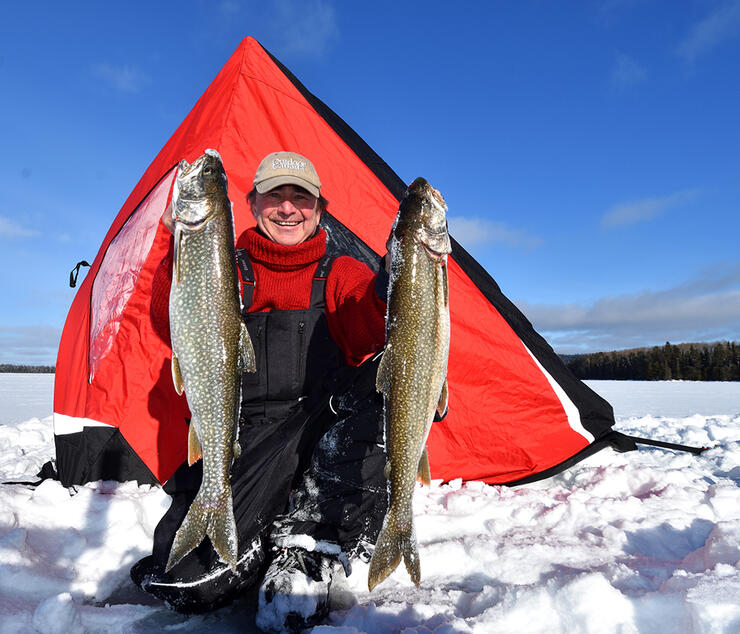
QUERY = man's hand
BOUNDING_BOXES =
[161,201,175,234]
[383,225,393,273]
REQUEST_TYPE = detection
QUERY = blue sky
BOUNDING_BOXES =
[1,1,739,364]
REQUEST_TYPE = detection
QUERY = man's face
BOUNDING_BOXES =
[250,185,321,246]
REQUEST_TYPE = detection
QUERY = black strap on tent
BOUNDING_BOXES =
[506,430,710,487]
[606,431,710,455]
[2,460,58,487]
[612,432,711,456]
[69,260,90,288]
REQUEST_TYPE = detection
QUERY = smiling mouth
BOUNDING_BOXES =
[272,219,301,227]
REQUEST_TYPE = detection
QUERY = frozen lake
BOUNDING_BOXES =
[585,379,740,418]
[1,374,739,632]
[0,373,55,426]
[2,373,736,426]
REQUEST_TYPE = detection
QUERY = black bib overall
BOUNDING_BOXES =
[135,249,388,613]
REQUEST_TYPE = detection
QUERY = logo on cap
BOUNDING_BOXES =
[272,157,307,171]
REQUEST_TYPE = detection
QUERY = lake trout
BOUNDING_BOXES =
[166,149,256,572]
[368,177,451,591]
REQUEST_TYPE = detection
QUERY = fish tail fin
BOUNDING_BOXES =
[165,490,238,573]
[367,518,419,591]
[165,495,209,572]
[207,492,238,572]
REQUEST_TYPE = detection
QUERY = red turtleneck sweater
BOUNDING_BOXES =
[152,228,386,366]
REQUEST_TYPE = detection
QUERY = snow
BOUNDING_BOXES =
[1,376,739,633]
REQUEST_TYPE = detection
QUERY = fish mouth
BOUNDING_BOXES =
[423,242,448,261]
[173,209,216,230]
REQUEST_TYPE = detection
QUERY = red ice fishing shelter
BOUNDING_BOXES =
[53,37,617,488]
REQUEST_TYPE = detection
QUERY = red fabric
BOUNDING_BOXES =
[324,255,387,366]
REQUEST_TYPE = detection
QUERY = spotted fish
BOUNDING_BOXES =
[165,150,256,572]
[368,177,451,591]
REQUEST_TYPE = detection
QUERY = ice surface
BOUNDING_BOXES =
[586,379,740,418]
[0,373,54,427]
[1,375,739,632]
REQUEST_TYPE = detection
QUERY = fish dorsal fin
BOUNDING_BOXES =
[436,378,448,419]
[376,347,391,396]
[187,421,203,466]
[171,354,185,395]
[417,446,431,486]
[238,321,256,373]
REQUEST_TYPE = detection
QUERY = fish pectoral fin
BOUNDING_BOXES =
[376,346,391,395]
[187,422,203,466]
[171,354,185,395]
[173,226,182,285]
[384,461,391,480]
[232,439,241,460]
[436,378,448,419]
[238,322,257,373]
[417,447,431,486]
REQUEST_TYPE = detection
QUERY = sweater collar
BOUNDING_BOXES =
[242,227,326,269]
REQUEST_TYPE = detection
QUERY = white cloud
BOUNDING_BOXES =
[448,216,543,250]
[92,63,151,94]
[678,0,740,63]
[269,0,339,58]
[0,216,39,238]
[0,326,61,365]
[516,262,740,353]
[610,53,647,90]
[600,189,699,228]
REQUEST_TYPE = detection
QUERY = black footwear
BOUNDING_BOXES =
[130,536,266,614]
[256,547,335,632]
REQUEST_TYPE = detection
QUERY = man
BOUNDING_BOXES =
[132,151,391,630]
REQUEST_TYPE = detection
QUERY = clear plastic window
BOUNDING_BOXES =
[89,168,176,382]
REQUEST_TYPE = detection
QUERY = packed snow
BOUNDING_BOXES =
[1,375,739,633]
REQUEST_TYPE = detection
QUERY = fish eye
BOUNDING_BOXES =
[203,167,212,175]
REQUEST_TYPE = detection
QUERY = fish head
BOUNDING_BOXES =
[396,177,451,262]
[171,149,228,229]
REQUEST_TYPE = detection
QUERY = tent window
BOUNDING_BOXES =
[88,168,177,382]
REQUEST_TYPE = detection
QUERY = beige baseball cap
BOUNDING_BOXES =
[253,151,321,198]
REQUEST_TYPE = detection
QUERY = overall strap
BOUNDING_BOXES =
[310,253,335,309]
[237,248,336,311]
[236,249,255,309]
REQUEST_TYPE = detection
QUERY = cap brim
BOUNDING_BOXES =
[255,175,320,198]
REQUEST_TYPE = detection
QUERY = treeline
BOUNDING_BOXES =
[566,341,740,381]
[0,364,55,373]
